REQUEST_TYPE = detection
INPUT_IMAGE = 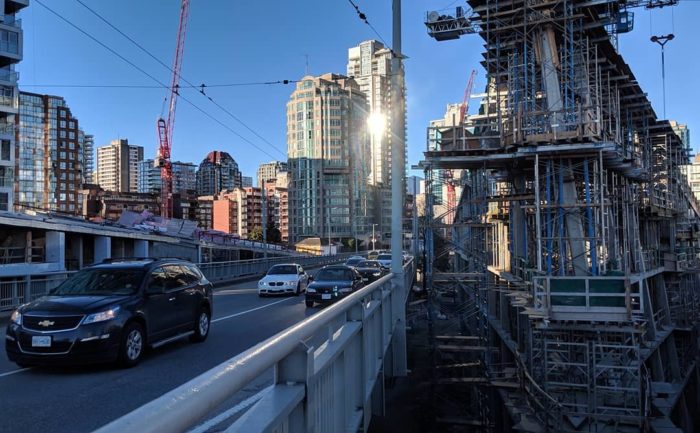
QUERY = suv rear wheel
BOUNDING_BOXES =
[190,307,210,343]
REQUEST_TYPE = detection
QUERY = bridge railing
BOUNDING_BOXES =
[0,272,74,311]
[197,253,356,283]
[95,258,415,433]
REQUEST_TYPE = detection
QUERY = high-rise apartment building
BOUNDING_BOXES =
[347,40,406,236]
[0,1,28,211]
[138,159,196,194]
[263,178,289,243]
[286,73,374,244]
[96,139,143,193]
[82,133,94,184]
[196,150,242,196]
[257,161,288,187]
[242,176,253,188]
[16,92,88,214]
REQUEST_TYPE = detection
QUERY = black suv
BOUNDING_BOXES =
[5,258,213,368]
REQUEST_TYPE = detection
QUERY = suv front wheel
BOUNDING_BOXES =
[190,307,210,343]
[118,322,145,368]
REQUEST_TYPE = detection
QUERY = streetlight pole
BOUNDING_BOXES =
[371,223,378,251]
[327,208,331,256]
[650,33,674,119]
[390,0,404,275]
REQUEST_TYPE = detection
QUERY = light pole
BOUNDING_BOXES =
[327,206,340,256]
[371,223,378,251]
[650,33,674,119]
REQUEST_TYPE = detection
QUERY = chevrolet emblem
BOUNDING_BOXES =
[37,320,55,327]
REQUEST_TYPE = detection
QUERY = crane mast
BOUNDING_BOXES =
[157,0,190,219]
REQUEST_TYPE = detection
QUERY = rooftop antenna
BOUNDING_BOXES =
[650,33,674,119]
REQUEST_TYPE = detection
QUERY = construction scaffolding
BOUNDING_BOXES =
[420,1,700,432]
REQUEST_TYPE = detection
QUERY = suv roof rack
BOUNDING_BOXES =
[100,257,155,263]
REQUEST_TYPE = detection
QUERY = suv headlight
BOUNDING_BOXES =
[83,306,120,325]
[10,310,21,325]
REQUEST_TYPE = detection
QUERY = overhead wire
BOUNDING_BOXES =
[345,0,393,54]
[21,80,298,89]
[74,0,286,156]
[35,0,283,160]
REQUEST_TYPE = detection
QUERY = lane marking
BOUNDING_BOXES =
[212,298,294,323]
[0,367,31,378]
[215,289,258,295]
[187,386,272,433]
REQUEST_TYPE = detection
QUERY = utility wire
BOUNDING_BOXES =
[345,0,393,53]
[21,80,298,89]
[35,0,283,160]
[74,0,285,156]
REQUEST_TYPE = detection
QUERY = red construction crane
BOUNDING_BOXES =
[444,69,476,217]
[156,0,190,219]
[458,69,477,125]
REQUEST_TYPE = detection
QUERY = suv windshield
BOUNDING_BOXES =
[267,265,297,275]
[51,268,145,296]
[315,268,354,281]
[358,260,380,268]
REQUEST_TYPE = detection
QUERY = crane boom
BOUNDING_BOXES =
[157,0,190,219]
[459,69,476,125]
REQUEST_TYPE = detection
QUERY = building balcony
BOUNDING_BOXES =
[0,24,21,68]
[0,69,17,85]
[4,1,29,14]
[0,175,12,187]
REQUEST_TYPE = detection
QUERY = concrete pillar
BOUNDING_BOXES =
[45,231,66,270]
[94,236,111,264]
[134,240,149,258]
[69,235,83,270]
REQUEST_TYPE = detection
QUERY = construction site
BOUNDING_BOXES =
[415,0,700,432]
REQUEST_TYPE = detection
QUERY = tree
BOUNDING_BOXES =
[249,223,281,243]
[266,222,282,243]
[248,227,263,241]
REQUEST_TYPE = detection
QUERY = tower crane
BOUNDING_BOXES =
[156,0,190,219]
[445,69,476,217]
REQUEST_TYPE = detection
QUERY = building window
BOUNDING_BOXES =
[0,192,8,210]
[0,139,9,161]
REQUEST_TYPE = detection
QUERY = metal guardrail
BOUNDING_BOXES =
[197,253,357,283]
[95,258,415,433]
[0,272,74,311]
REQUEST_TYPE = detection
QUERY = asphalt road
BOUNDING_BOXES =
[0,275,319,433]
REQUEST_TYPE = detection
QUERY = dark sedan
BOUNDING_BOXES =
[305,265,364,308]
[5,258,213,368]
[354,260,387,283]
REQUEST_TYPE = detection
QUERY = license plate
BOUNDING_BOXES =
[321,294,332,300]
[32,336,51,347]
[363,278,369,282]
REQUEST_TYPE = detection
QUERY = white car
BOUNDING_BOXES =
[258,263,309,296]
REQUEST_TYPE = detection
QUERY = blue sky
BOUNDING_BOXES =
[19,1,700,179]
